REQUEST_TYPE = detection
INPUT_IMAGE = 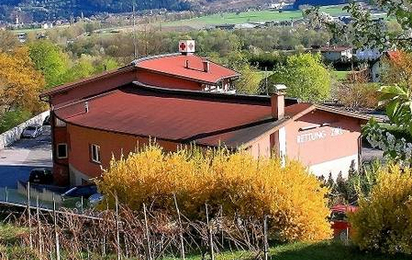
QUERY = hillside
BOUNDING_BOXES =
[0,0,277,23]
[0,0,192,23]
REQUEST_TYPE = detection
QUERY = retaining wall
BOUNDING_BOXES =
[0,111,49,150]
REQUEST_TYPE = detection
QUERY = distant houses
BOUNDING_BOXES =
[318,46,353,62]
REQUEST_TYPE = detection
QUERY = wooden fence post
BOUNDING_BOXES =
[115,193,121,260]
[143,203,152,260]
[263,215,268,260]
[173,194,185,259]
[80,196,84,214]
[101,218,106,257]
[53,195,61,260]
[36,195,43,256]
[27,182,33,249]
[205,204,214,260]
[220,205,224,248]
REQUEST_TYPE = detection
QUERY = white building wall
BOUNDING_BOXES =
[69,164,95,186]
[309,154,358,179]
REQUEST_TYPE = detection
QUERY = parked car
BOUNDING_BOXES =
[330,204,358,241]
[43,115,51,126]
[62,184,98,199]
[21,125,42,138]
[88,193,104,207]
[29,168,53,185]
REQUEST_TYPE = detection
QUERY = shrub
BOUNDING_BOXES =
[268,53,331,102]
[325,160,380,206]
[334,82,379,109]
[0,109,32,134]
[350,165,412,254]
[97,144,332,242]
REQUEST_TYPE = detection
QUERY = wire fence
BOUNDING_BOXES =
[0,182,89,211]
[6,194,271,260]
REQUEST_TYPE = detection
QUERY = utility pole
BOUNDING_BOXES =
[265,66,268,95]
[132,2,138,59]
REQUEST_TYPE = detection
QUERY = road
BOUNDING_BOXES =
[0,126,52,188]
[362,147,384,163]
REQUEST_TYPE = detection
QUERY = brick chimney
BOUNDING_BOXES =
[203,60,210,72]
[271,84,287,120]
[85,101,89,113]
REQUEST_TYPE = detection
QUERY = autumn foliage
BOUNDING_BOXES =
[0,47,46,114]
[97,144,332,242]
[350,165,412,254]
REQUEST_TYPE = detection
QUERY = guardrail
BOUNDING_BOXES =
[0,110,49,150]
[0,183,88,211]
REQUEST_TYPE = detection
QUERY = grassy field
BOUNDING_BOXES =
[164,5,347,29]
[162,241,411,260]
[12,24,71,34]
[333,70,350,81]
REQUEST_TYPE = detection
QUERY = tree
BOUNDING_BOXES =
[381,51,412,87]
[0,30,19,52]
[94,57,119,73]
[333,74,379,109]
[28,40,69,88]
[307,2,412,51]
[60,55,96,83]
[235,65,262,94]
[0,109,31,133]
[0,47,46,113]
[268,53,331,102]
[362,51,412,166]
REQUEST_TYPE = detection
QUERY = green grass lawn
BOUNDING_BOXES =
[255,70,273,81]
[164,5,347,29]
[0,224,27,245]
[333,70,350,81]
[162,241,411,260]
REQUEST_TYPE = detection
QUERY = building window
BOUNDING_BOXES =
[55,117,66,127]
[90,144,101,164]
[57,143,68,159]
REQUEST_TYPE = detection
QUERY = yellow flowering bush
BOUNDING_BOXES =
[97,144,332,242]
[350,165,412,254]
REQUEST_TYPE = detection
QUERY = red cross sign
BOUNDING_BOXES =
[179,42,186,51]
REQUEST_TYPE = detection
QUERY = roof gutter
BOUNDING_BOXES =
[238,105,316,149]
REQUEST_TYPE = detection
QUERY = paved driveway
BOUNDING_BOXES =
[0,126,52,188]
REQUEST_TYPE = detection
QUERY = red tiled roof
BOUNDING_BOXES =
[41,54,240,99]
[55,83,305,147]
[386,50,401,62]
[135,54,240,84]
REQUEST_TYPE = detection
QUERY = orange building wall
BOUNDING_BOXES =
[52,109,363,186]
[248,135,272,158]
[66,124,180,183]
[51,69,137,106]
[136,69,203,90]
[285,111,361,166]
[51,112,70,185]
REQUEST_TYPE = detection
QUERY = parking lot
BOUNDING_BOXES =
[0,126,52,188]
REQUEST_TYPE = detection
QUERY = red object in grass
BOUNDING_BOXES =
[330,204,358,239]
